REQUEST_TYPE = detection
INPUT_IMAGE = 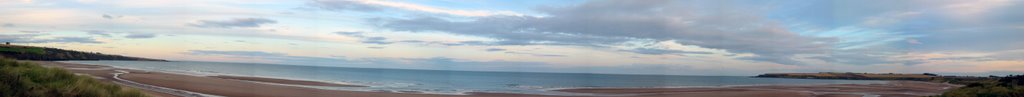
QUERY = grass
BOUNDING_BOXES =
[933,75,1024,97]
[0,46,46,55]
[0,58,148,97]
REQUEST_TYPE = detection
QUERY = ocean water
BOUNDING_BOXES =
[63,61,887,95]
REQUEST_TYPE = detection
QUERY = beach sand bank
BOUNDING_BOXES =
[32,61,959,97]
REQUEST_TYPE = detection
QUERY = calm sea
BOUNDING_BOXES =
[63,61,886,95]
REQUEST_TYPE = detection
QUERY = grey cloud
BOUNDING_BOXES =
[125,33,158,39]
[188,18,277,28]
[367,46,385,49]
[0,34,103,44]
[739,56,810,66]
[2,23,13,27]
[19,31,42,33]
[47,37,104,44]
[332,31,394,45]
[442,41,488,46]
[85,30,113,37]
[397,40,425,43]
[621,48,712,55]
[808,52,899,65]
[361,37,392,44]
[334,31,365,38]
[505,51,566,57]
[921,52,1024,62]
[186,50,287,57]
[911,26,1024,51]
[308,0,385,12]
[988,52,1024,61]
[365,37,386,40]
[102,14,123,19]
[485,48,506,52]
[372,0,833,65]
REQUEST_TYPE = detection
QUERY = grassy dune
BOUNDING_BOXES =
[0,58,148,97]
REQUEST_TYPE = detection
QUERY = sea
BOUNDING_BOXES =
[63,61,887,96]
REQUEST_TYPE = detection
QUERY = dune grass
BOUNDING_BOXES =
[0,58,148,97]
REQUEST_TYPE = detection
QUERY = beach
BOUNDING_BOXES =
[31,61,959,97]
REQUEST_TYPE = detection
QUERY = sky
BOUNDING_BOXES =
[1,0,1023,76]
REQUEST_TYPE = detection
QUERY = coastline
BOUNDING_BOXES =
[210,75,367,87]
[32,61,959,97]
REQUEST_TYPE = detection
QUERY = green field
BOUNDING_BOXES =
[0,47,46,55]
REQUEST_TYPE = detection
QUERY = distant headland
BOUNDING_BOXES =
[754,72,996,84]
[0,44,166,61]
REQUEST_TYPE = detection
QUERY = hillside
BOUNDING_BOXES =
[0,45,166,61]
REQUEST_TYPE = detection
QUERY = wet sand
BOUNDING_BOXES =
[210,75,367,87]
[32,61,959,97]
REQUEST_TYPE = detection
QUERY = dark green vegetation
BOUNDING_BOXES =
[0,45,165,61]
[0,47,45,55]
[0,58,148,97]
[754,72,996,84]
[935,74,1024,97]
[756,72,1024,97]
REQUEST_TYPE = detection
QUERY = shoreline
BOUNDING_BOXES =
[210,75,368,87]
[33,61,959,97]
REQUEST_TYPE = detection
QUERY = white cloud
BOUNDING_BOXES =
[943,0,1015,20]
[312,0,523,17]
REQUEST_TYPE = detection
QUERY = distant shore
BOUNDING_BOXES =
[32,61,959,97]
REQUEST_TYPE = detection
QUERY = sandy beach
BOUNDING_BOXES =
[30,61,959,97]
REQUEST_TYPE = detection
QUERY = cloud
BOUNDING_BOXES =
[124,33,157,39]
[333,31,365,38]
[309,0,521,17]
[333,31,393,45]
[367,46,385,49]
[85,30,113,37]
[19,31,42,33]
[620,48,712,55]
[308,0,384,12]
[372,0,834,65]
[505,51,566,57]
[906,39,923,45]
[101,14,123,19]
[397,40,425,43]
[45,37,104,44]
[188,18,277,28]
[186,50,286,57]
[0,34,103,44]
[361,37,392,44]
[2,23,13,27]
[809,51,902,65]
[484,48,505,52]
